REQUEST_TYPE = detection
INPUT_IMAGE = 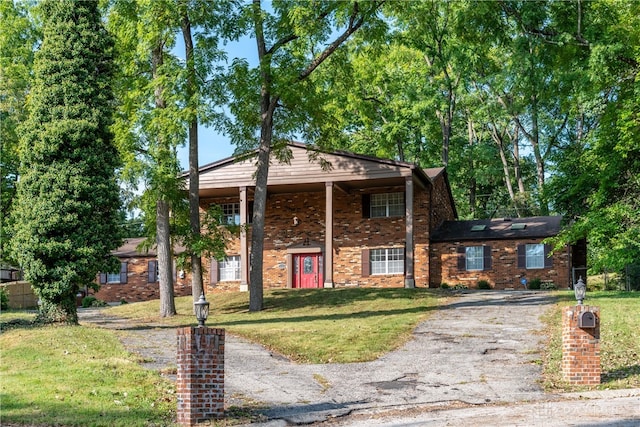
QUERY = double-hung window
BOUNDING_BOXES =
[221,203,240,225]
[219,256,241,281]
[525,244,545,269]
[465,246,484,271]
[370,248,404,275]
[370,192,404,218]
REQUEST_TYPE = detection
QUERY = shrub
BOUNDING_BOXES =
[529,278,542,290]
[81,296,107,308]
[439,283,450,289]
[541,281,557,290]
[1,287,9,311]
[477,280,491,290]
[454,284,468,290]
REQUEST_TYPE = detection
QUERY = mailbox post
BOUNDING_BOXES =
[562,278,600,385]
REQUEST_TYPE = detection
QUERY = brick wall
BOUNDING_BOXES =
[429,239,571,289]
[203,183,441,291]
[562,306,600,385]
[93,256,192,303]
[176,327,225,425]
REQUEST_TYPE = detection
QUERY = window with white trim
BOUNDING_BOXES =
[526,244,545,269]
[219,255,241,281]
[370,192,404,218]
[465,246,484,271]
[106,272,121,283]
[370,248,404,275]
[221,203,240,225]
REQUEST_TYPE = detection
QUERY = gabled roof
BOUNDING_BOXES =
[187,141,453,200]
[430,216,563,242]
[113,238,186,258]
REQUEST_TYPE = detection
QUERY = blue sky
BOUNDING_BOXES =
[176,36,257,171]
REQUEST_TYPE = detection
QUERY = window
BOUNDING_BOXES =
[370,192,404,218]
[221,203,240,225]
[526,244,544,269]
[99,262,128,284]
[457,246,492,271]
[370,248,404,275]
[219,256,241,281]
[465,246,484,271]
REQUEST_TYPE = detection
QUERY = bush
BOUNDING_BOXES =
[439,283,450,289]
[1,287,9,311]
[453,284,468,290]
[541,281,557,290]
[81,296,107,308]
[529,278,542,290]
[477,280,491,290]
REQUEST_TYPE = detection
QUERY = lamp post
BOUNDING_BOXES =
[194,294,210,327]
[574,276,586,305]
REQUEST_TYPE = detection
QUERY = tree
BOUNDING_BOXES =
[222,0,384,311]
[0,1,39,263]
[9,0,122,324]
[107,0,230,315]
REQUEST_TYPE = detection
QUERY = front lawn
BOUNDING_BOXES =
[541,290,640,391]
[109,287,442,363]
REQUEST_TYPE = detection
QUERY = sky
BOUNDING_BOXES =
[176,36,257,171]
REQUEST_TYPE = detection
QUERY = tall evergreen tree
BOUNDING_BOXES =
[10,0,122,324]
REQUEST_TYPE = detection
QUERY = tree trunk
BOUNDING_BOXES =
[157,198,176,317]
[152,43,176,317]
[180,7,204,303]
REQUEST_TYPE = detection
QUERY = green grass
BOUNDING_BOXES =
[1,325,175,426]
[541,290,640,391]
[109,288,442,363]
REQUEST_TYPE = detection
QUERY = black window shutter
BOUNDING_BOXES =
[457,246,466,271]
[361,249,370,277]
[483,246,492,271]
[210,258,219,284]
[99,273,107,284]
[544,244,553,268]
[148,260,157,283]
[362,194,370,218]
[517,245,526,269]
[119,262,128,284]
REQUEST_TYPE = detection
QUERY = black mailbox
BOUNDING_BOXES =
[578,311,596,329]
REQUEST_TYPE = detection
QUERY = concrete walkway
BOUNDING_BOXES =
[79,291,640,426]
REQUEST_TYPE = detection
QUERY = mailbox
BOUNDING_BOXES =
[578,311,596,329]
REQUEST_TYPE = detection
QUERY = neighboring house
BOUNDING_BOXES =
[93,238,192,303]
[195,142,457,291]
[429,216,587,289]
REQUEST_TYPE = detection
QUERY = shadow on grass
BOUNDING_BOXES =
[602,364,640,383]
[0,393,174,427]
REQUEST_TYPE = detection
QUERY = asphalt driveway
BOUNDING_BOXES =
[79,290,640,426]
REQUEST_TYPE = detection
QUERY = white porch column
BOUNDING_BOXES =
[239,186,249,292]
[405,177,415,288]
[324,181,334,288]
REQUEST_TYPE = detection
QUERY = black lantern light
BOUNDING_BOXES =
[194,294,210,327]
[574,276,586,305]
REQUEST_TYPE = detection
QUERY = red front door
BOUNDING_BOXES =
[293,253,323,288]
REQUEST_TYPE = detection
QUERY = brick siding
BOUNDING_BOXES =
[92,256,192,303]
[429,238,571,289]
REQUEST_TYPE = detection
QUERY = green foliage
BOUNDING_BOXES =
[453,284,468,290]
[439,283,450,289]
[541,282,557,291]
[477,280,491,290]
[9,0,122,324]
[82,296,107,308]
[529,278,542,290]
[0,287,9,311]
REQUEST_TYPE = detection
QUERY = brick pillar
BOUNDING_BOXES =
[176,327,225,426]
[562,306,600,385]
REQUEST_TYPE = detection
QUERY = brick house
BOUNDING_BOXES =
[429,216,586,289]
[195,142,457,292]
[93,238,192,303]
